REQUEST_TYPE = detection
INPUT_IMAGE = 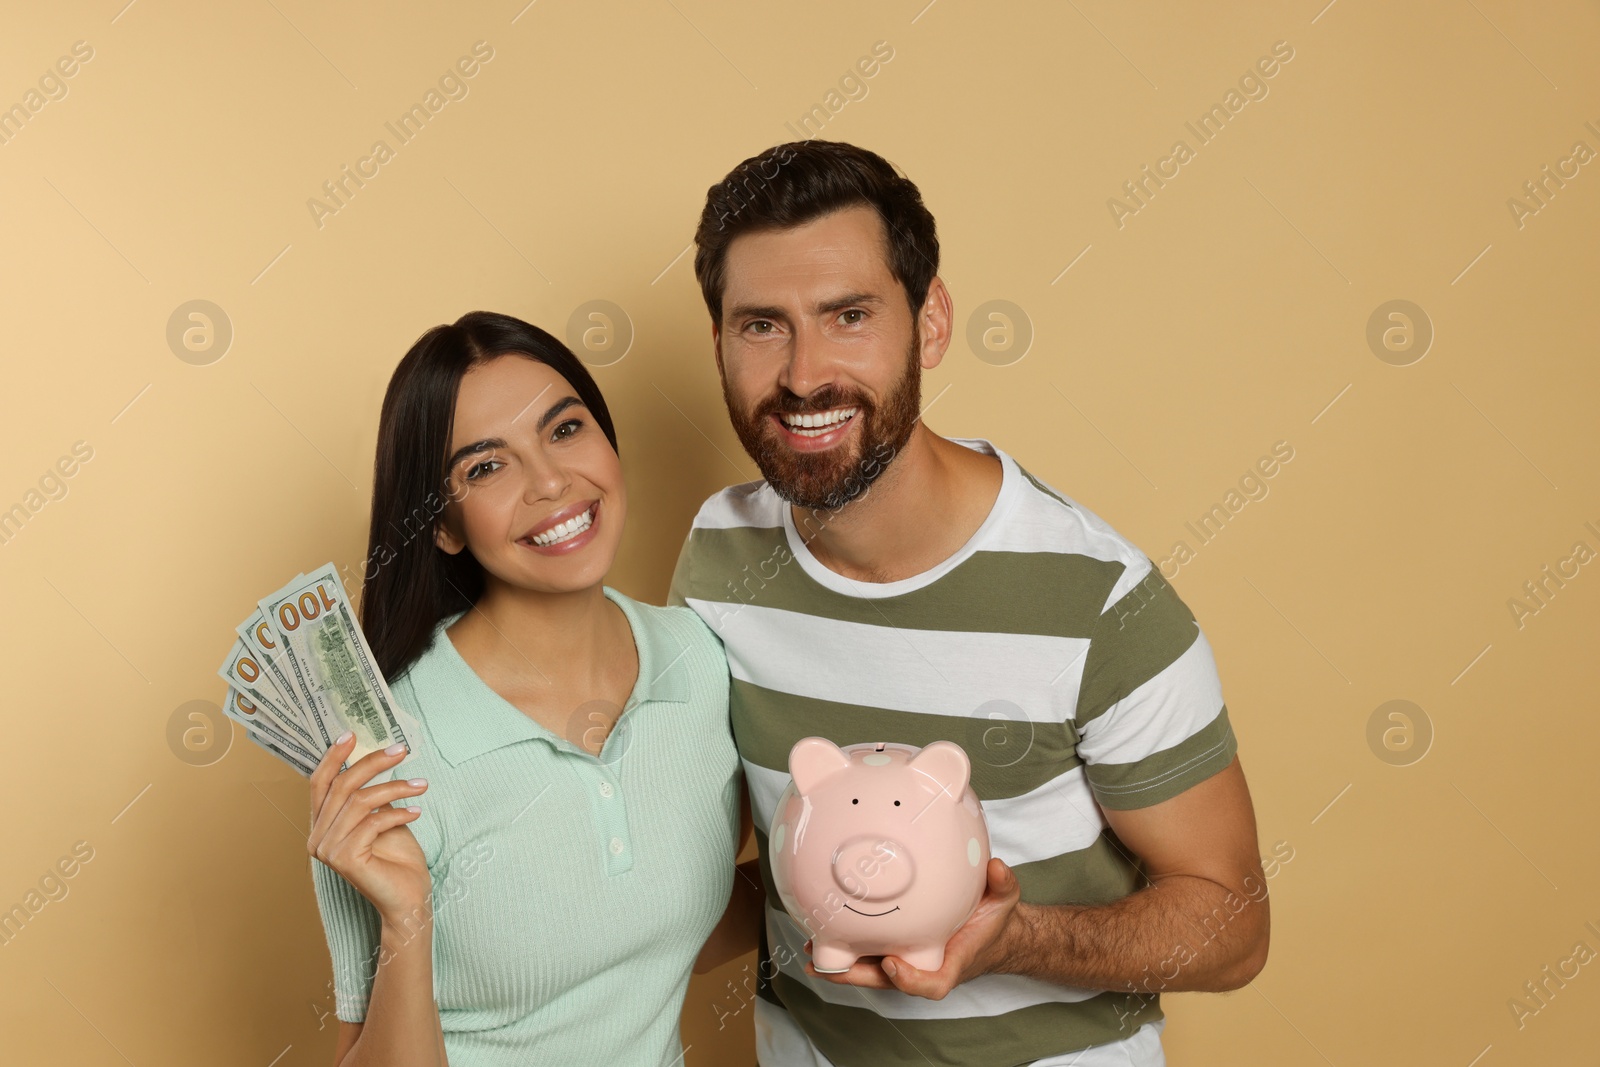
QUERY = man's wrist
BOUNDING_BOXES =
[991,900,1098,982]
[991,899,1043,978]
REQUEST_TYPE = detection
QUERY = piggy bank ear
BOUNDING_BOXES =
[789,737,851,795]
[908,741,971,798]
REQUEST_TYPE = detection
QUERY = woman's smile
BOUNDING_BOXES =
[518,497,602,556]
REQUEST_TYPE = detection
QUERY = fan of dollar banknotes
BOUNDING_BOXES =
[216,562,421,776]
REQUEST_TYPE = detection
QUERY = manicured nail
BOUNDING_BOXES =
[407,778,427,788]
[384,742,405,756]
[335,730,353,744]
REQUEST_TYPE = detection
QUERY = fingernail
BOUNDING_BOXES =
[407,778,427,788]
[336,730,353,744]
[405,806,421,814]
[384,742,405,756]
[883,959,898,976]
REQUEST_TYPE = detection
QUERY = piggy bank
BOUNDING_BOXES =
[768,737,991,973]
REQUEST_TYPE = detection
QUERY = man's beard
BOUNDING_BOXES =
[721,326,922,512]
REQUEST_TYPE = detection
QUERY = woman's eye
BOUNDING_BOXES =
[553,418,583,440]
[465,459,501,480]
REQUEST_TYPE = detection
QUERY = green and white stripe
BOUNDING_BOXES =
[670,437,1236,1065]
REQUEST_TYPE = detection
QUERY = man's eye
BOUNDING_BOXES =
[840,309,864,324]
[749,321,773,334]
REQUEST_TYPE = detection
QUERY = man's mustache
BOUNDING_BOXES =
[758,391,869,418]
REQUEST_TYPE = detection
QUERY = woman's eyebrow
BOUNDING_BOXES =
[444,397,587,472]
[533,395,584,431]
[446,438,504,472]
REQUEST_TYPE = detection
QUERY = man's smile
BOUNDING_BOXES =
[771,406,859,451]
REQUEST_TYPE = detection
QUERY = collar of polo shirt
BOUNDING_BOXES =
[403,586,693,767]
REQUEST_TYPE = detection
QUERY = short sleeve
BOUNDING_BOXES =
[310,857,382,1022]
[666,528,694,609]
[1072,557,1238,810]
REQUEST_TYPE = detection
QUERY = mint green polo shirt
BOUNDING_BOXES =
[310,586,742,1066]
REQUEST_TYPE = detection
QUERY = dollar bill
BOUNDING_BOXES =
[237,604,316,739]
[256,562,415,766]
[221,684,320,772]
[244,725,316,777]
[216,638,320,752]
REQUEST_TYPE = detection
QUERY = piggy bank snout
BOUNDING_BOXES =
[832,836,916,901]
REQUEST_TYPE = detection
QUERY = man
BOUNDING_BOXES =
[667,140,1269,1067]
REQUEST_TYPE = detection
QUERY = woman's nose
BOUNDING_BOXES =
[522,453,571,503]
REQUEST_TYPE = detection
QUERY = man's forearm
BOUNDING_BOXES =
[997,873,1270,995]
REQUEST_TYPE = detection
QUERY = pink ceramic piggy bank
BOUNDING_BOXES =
[769,737,991,973]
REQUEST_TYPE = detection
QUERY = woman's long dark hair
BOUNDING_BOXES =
[360,310,619,681]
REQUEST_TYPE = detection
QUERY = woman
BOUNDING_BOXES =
[306,311,759,1066]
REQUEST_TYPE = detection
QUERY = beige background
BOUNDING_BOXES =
[1,1,1596,1064]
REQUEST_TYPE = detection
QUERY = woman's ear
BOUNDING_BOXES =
[434,518,465,555]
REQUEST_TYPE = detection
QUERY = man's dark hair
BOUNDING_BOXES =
[692,140,940,325]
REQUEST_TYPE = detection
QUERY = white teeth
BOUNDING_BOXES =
[782,407,857,434]
[529,506,594,546]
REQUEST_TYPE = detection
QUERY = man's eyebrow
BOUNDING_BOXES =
[725,292,886,322]
[816,292,885,314]
[725,302,788,323]
[444,396,586,472]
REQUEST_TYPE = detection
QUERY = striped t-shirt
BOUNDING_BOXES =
[667,436,1238,1067]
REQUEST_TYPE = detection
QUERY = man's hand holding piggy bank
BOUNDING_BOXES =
[769,737,1025,999]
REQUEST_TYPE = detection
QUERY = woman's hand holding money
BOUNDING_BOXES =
[307,731,432,925]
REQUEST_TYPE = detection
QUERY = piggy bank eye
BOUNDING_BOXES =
[851,798,858,804]
[894,800,900,806]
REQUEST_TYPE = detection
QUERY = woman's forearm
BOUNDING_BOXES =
[341,902,448,1067]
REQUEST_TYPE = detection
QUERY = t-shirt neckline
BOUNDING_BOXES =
[779,437,1017,600]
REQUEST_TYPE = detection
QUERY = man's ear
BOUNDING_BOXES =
[917,276,954,371]
[711,321,724,377]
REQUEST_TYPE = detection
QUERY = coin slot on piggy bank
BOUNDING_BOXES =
[768,737,991,973]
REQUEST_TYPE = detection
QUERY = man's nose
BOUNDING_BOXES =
[777,322,837,401]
